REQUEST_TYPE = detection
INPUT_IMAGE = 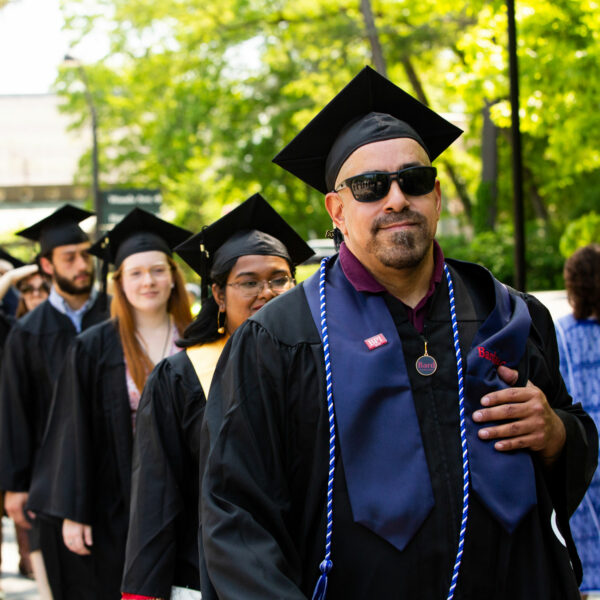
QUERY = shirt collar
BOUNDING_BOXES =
[49,285,97,317]
[338,240,445,298]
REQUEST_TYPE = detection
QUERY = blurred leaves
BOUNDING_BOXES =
[56,0,600,288]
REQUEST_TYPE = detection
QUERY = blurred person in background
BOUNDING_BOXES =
[0,259,50,579]
[0,262,51,319]
[555,243,600,600]
[0,248,26,317]
[27,208,192,600]
[121,194,313,600]
[0,205,109,600]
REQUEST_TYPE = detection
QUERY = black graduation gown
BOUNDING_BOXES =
[0,297,108,492]
[27,318,133,600]
[0,310,14,365]
[0,296,108,600]
[201,258,598,600]
[122,351,204,598]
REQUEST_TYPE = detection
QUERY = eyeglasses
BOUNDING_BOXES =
[227,275,294,298]
[20,283,50,295]
[334,166,437,203]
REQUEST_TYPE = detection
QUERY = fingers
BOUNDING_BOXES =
[62,521,92,556]
[476,416,547,452]
[7,507,31,529]
[4,493,32,530]
[84,525,93,547]
[497,364,518,386]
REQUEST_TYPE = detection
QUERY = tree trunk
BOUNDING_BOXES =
[481,101,498,229]
[359,0,387,77]
[401,56,472,219]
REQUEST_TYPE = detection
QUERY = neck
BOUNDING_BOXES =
[134,307,171,331]
[54,284,90,310]
[358,245,435,308]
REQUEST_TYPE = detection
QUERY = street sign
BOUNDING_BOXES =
[99,188,162,232]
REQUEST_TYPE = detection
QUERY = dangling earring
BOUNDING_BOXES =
[217,310,225,335]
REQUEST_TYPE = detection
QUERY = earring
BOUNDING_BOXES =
[171,283,175,289]
[217,310,225,335]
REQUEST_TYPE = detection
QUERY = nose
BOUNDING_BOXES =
[382,179,410,213]
[256,280,276,301]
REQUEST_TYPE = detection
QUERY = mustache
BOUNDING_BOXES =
[371,210,426,234]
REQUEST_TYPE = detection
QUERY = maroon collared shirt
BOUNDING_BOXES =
[338,240,445,333]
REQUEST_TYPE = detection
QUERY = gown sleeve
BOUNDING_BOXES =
[27,337,95,524]
[0,325,38,491]
[200,320,309,600]
[524,295,598,517]
[122,357,203,599]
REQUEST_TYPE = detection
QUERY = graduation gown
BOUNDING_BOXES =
[122,351,204,598]
[0,296,108,600]
[201,257,598,600]
[0,297,108,493]
[27,318,135,600]
[0,310,14,365]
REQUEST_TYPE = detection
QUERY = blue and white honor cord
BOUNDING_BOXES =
[444,262,470,600]
[311,258,336,600]
[312,259,470,600]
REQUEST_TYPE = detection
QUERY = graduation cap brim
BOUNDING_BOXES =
[174,193,314,277]
[88,207,193,266]
[273,66,463,194]
[0,248,26,269]
[17,204,94,254]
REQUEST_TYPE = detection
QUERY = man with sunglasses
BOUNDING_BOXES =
[200,67,597,599]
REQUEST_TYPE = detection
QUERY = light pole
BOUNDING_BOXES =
[506,0,526,291]
[63,54,101,237]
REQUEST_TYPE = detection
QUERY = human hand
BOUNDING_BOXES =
[472,365,566,466]
[8,264,38,286]
[62,519,93,555]
[4,491,34,529]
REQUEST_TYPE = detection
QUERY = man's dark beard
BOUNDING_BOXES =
[54,269,94,296]
[366,210,433,270]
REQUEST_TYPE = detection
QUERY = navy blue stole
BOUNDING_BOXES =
[304,258,537,551]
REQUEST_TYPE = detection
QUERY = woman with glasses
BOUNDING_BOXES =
[0,261,50,318]
[121,194,313,600]
[27,208,193,599]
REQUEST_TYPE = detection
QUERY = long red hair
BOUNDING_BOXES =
[110,254,192,392]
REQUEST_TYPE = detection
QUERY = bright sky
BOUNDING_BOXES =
[0,0,106,95]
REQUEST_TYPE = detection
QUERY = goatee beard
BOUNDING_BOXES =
[367,210,432,270]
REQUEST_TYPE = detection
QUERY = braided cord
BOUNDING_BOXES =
[311,257,336,600]
[444,263,470,600]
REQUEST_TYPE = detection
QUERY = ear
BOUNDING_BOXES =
[325,192,348,237]
[211,283,225,310]
[434,179,442,221]
[40,256,54,278]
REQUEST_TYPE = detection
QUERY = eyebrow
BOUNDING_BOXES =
[124,262,169,271]
[233,268,289,279]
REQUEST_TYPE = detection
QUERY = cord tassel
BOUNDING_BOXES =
[311,559,332,600]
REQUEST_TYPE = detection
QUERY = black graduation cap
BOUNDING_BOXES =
[273,65,463,194]
[175,193,314,299]
[88,207,193,267]
[0,247,26,269]
[17,204,93,255]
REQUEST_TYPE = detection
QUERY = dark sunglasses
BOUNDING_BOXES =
[19,282,50,294]
[334,166,437,203]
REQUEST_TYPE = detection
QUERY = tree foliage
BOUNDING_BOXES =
[56,0,600,288]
